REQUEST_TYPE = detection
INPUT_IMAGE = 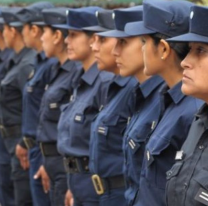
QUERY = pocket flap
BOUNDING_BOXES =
[166,161,183,180]
[194,169,208,190]
[147,135,170,155]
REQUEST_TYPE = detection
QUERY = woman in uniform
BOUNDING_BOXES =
[165,5,208,206]
[56,6,114,206]
[35,7,82,206]
[123,0,203,205]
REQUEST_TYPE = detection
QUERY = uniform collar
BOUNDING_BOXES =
[140,75,164,98]
[36,51,47,62]
[113,75,135,88]
[59,59,72,72]
[12,47,32,64]
[195,103,208,129]
[166,81,185,105]
[81,62,99,86]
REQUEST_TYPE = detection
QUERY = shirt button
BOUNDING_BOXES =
[167,171,172,177]
[183,183,188,189]
[199,145,204,150]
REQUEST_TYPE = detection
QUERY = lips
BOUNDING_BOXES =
[182,73,192,81]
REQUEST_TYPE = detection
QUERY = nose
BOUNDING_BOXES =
[112,39,120,57]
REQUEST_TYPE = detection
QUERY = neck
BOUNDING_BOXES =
[13,35,25,53]
[159,66,182,88]
[0,40,6,51]
[113,67,120,75]
[34,40,43,53]
[56,51,68,65]
[136,69,151,84]
[82,53,96,71]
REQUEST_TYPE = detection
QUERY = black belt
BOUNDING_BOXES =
[63,156,89,173]
[91,174,125,195]
[23,137,37,150]
[0,124,21,138]
[39,142,60,157]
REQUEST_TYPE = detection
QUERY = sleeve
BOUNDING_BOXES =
[17,63,35,92]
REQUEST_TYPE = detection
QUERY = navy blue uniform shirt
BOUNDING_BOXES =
[166,103,208,206]
[123,76,164,205]
[0,47,36,127]
[57,63,115,157]
[134,81,203,206]
[0,48,15,164]
[37,60,83,143]
[22,52,57,140]
[89,76,137,177]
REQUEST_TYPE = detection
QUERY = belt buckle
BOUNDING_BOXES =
[0,125,7,138]
[23,137,32,150]
[91,174,104,195]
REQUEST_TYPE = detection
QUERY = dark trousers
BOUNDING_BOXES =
[69,173,99,206]
[0,134,15,206]
[43,155,67,206]
[3,136,33,206]
[0,163,15,206]
[99,188,127,206]
[29,146,51,206]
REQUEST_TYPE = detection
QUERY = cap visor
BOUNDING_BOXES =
[9,22,23,27]
[167,33,208,44]
[52,24,82,31]
[32,21,46,26]
[125,21,155,36]
[83,25,108,32]
[97,29,130,37]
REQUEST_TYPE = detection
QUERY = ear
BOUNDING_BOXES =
[158,39,171,60]
[10,27,17,38]
[53,30,63,45]
[88,33,96,47]
[31,25,41,38]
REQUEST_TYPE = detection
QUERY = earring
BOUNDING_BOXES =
[161,57,164,60]
[90,44,93,48]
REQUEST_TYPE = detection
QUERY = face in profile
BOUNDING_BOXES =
[64,30,94,61]
[91,35,117,72]
[3,25,14,48]
[112,36,144,77]
[41,26,56,58]
[181,42,208,101]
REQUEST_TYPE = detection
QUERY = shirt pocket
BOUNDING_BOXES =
[192,169,208,206]
[127,125,151,176]
[145,135,171,189]
[100,114,128,152]
[45,101,61,122]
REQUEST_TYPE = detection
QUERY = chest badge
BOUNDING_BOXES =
[28,69,35,80]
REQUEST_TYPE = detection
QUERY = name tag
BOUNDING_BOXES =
[49,103,58,109]
[98,126,108,136]
[45,84,49,91]
[27,86,33,93]
[175,151,185,160]
[151,121,157,130]
[74,114,84,123]
[146,150,154,167]
[195,188,208,206]
[28,70,35,80]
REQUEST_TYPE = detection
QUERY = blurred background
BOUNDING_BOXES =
[0,0,207,8]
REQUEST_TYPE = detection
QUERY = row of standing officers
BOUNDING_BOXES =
[0,0,207,206]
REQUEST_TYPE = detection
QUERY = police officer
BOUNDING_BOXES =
[1,7,36,206]
[35,7,83,206]
[99,7,164,206]
[56,7,115,206]
[13,2,56,206]
[123,0,203,205]
[85,7,153,206]
[0,7,15,206]
[165,5,208,206]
